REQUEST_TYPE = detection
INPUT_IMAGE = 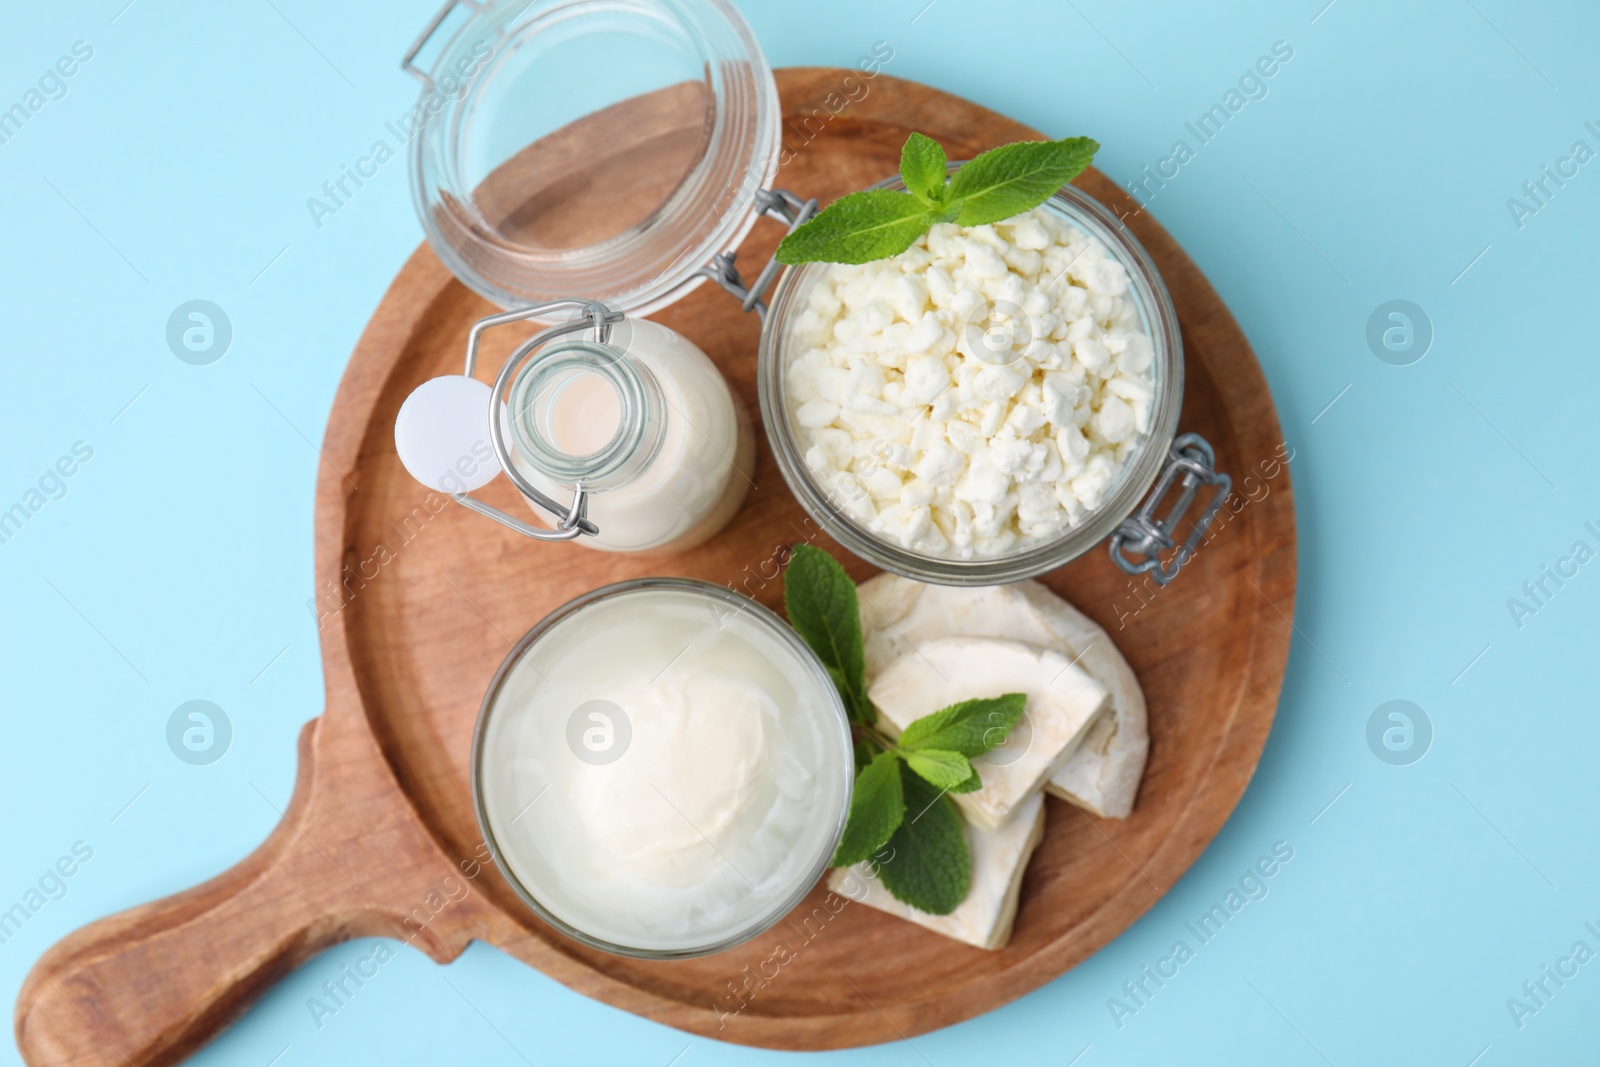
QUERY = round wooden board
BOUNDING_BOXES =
[15,69,1295,1066]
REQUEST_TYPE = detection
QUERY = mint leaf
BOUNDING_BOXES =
[832,750,905,866]
[775,189,933,265]
[877,762,970,915]
[897,694,1026,757]
[927,197,964,225]
[902,748,973,791]
[900,132,948,204]
[947,765,983,793]
[784,544,873,723]
[947,137,1098,227]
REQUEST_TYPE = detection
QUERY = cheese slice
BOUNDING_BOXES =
[868,636,1107,830]
[1015,583,1149,818]
[859,574,1148,818]
[828,791,1046,950]
[859,578,1060,678]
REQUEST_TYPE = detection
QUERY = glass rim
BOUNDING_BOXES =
[757,174,1185,585]
[506,339,665,487]
[470,576,856,959]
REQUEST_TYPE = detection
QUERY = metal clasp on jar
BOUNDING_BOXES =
[461,301,622,542]
[1108,433,1231,586]
[694,189,818,320]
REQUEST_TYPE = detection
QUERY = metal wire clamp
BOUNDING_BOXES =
[1108,433,1232,586]
[452,300,622,541]
[694,188,818,321]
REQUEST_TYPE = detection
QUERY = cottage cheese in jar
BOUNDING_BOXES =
[784,206,1157,560]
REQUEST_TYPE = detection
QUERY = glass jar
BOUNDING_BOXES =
[758,175,1225,586]
[472,578,854,958]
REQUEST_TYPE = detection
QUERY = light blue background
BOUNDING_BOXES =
[2,1,1596,1064]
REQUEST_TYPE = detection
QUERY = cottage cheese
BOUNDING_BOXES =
[785,206,1156,558]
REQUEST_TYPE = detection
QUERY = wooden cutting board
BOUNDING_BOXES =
[14,69,1295,1066]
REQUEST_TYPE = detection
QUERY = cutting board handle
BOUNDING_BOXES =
[14,718,477,1067]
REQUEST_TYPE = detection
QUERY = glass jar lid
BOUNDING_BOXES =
[405,0,782,315]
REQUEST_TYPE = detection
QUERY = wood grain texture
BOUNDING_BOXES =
[14,68,1295,1065]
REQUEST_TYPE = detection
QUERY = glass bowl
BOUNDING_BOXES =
[471,578,855,958]
[757,174,1185,585]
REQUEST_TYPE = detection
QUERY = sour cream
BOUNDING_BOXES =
[474,580,853,957]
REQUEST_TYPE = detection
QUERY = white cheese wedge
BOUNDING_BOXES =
[858,574,1148,818]
[828,791,1046,950]
[1015,583,1149,818]
[868,636,1107,830]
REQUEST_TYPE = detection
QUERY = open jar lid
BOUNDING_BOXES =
[404,0,782,315]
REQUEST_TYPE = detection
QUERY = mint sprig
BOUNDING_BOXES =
[783,544,1026,914]
[774,133,1099,266]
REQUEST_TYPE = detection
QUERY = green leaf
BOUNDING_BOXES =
[876,762,970,915]
[902,748,973,791]
[946,765,983,793]
[927,197,964,225]
[832,750,906,867]
[784,544,873,723]
[947,136,1099,227]
[775,189,934,265]
[899,132,948,204]
[825,664,852,704]
[897,694,1026,758]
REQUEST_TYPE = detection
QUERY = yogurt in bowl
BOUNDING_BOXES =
[472,579,854,958]
[759,176,1187,586]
